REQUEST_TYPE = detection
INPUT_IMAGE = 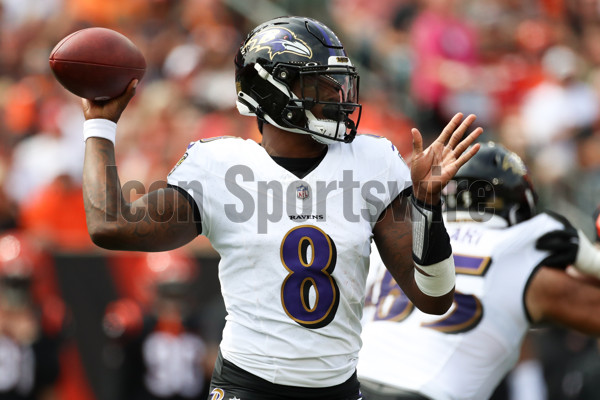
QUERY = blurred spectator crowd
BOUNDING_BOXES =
[2,0,600,251]
[2,0,600,399]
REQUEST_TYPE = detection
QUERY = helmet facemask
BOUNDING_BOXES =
[237,60,361,144]
[284,62,361,144]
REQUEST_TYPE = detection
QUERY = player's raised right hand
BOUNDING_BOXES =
[82,79,138,123]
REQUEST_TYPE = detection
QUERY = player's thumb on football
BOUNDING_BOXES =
[124,79,138,98]
[114,80,138,114]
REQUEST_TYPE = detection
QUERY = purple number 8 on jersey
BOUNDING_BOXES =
[280,225,340,329]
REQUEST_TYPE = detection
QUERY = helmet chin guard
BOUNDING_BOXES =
[305,110,349,144]
[234,16,361,144]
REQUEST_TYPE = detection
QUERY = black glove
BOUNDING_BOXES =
[535,228,579,269]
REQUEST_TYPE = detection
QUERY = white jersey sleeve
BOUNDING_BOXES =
[167,135,411,387]
[358,212,568,400]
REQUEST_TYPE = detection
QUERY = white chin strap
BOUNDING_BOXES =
[306,111,347,144]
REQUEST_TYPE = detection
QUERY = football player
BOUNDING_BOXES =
[79,16,482,399]
[357,142,600,400]
[102,251,213,400]
[0,231,67,400]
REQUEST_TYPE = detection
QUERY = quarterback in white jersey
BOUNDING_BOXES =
[167,134,410,387]
[358,142,600,400]
[78,15,483,399]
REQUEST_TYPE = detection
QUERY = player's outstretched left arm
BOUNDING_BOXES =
[526,266,600,335]
[373,113,482,315]
[82,80,199,251]
[529,220,600,334]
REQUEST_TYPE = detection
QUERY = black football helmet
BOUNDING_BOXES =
[442,142,537,225]
[234,16,361,144]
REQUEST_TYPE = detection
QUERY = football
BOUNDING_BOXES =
[49,27,146,101]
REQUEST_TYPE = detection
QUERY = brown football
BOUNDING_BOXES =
[49,27,146,101]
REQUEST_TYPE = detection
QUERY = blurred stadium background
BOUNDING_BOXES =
[1,0,600,399]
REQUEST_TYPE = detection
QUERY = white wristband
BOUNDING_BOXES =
[575,229,600,279]
[414,256,456,297]
[83,119,117,144]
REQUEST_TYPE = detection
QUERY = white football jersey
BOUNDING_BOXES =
[358,212,567,400]
[167,135,411,387]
